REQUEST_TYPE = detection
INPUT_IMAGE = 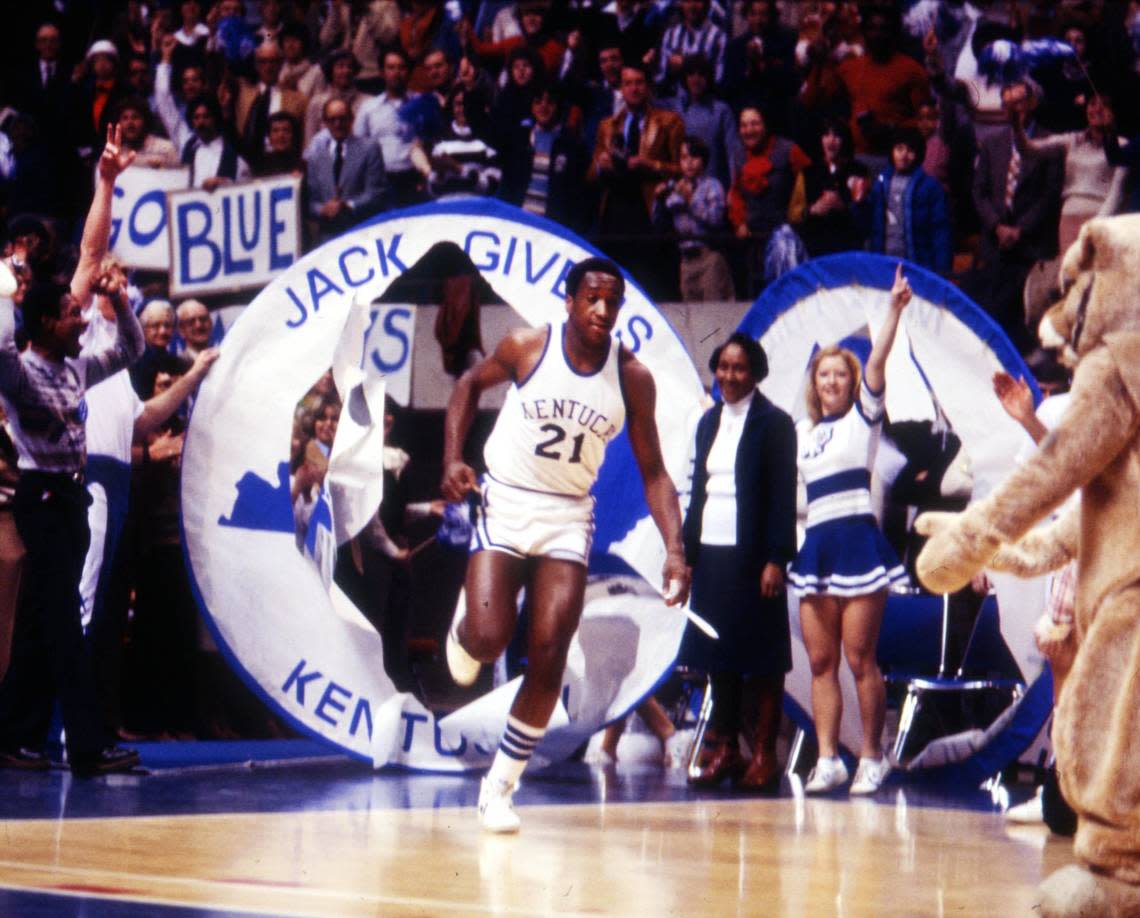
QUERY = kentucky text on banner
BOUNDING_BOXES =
[168,175,302,297]
[109,166,189,270]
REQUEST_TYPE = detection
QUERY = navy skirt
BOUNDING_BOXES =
[788,514,907,597]
[677,544,792,675]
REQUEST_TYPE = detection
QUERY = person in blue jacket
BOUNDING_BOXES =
[863,126,951,274]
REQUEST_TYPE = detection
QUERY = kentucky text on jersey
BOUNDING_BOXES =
[518,398,620,442]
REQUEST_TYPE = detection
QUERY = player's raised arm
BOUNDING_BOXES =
[620,351,690,606]
[440,329,532,502]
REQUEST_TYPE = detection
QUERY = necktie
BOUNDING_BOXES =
[1004,144,1020,214]
[333,141,344,190]
[246,89,271,153]
[626,116,641,157]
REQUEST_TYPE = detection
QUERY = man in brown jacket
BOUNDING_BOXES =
[589,62,684,298]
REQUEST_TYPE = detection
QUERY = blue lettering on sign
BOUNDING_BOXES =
[551,259,574,299]
[284,285,308,329]
[282,659,323,705]
[370,307,412,373]
[338,245,374,288]
[221,196,254,274]
[307,268,344,314]
[349,698,372,739]
[129,188,168,247]
[400,711,429,751]
[502,236,517,275]
[434,720,466,757]
[110,184,125,248]
[525,242,560,285]
[465,230,499,271]
[177,201,221,285]
[315,680,351,726]
[614,314,653,355]
[375,235,408,276]
[268,185,294,271]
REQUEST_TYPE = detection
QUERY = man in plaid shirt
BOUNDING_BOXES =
[0,126,146,777]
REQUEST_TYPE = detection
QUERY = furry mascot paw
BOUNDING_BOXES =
[1037,864,1140,917]
[913,510,1001,594]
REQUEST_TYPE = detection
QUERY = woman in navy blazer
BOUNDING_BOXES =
[681,333,797,790]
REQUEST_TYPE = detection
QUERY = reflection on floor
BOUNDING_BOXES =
[0,741,1070,917]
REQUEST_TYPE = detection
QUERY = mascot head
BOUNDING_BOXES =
[1039,214,1140,366]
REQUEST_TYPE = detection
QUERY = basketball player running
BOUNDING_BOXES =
[441,257,691,833]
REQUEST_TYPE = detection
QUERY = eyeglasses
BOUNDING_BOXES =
[183,315,212,325]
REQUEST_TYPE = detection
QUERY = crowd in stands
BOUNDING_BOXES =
[1,0,1139,744]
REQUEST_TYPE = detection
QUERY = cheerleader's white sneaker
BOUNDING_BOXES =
[804,756,849,793]
[850,755,892,795]
[478,777,520,834]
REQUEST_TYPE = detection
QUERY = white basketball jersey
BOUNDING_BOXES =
[483,323,627,497]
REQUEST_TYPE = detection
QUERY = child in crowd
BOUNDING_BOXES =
[653,135,735,302]
[863,126,951,274]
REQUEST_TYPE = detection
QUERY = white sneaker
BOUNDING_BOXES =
[804,756,849,794]
[850,755,892,795]
[1005,787,1044,824]
[478,776,520,834]
[446,621,481,687]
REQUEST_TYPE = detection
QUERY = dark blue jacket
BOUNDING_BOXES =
[864,165,952,274]
[682,392,797,576]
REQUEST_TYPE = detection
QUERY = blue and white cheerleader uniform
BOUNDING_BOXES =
[788,378,907,597]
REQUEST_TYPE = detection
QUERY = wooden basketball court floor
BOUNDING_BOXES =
[0,745,1072,917]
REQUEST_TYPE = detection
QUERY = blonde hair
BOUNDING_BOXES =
[805,345,862,424]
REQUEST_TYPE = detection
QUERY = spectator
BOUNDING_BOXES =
[589,62,684,298]
[304,50,366,149]
[1,116,70,220]
[256,112,305,177]
[723,0,800,133]
[255,0,286,47]
[131,301,182,399]
[306,98,386,240]
[318,0,401,95]
[154,34,212,154]
[463,0,566,80]
[1013,92,1126,256]
[664,54,740,191]
[237,41,309,162]
[355,49,427,209]
[498,82,589,231]
[652,135,733,302]
[0,128,144,777]
[803,5,929,158]
[172,0,210,65]
[176,299,215,359]
[968,79,1062,352]
[400,0,463,94]
[427,88,500,200]
[603,0,661,77]
[123,54,155,103]
[115,98,179,169]
[489,47,543,139]
[278,21,324,100]
[863,126,951,274]
[74,41,131,166]
[657,0,727,96]
[12,23,71,158]
[180,95,252,190]
[797,118,867,257]
[727,106,811,296]
[578,41,625,150]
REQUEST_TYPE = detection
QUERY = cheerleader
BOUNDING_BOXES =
[790,263,910,795]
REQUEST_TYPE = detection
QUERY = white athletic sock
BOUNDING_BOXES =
[487,715,545,788]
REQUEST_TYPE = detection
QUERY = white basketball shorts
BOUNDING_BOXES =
[472,475,596,565]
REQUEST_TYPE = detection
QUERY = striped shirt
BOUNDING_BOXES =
[797,380,884,528]
[0,301,145,474]
[657,19,727,87]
